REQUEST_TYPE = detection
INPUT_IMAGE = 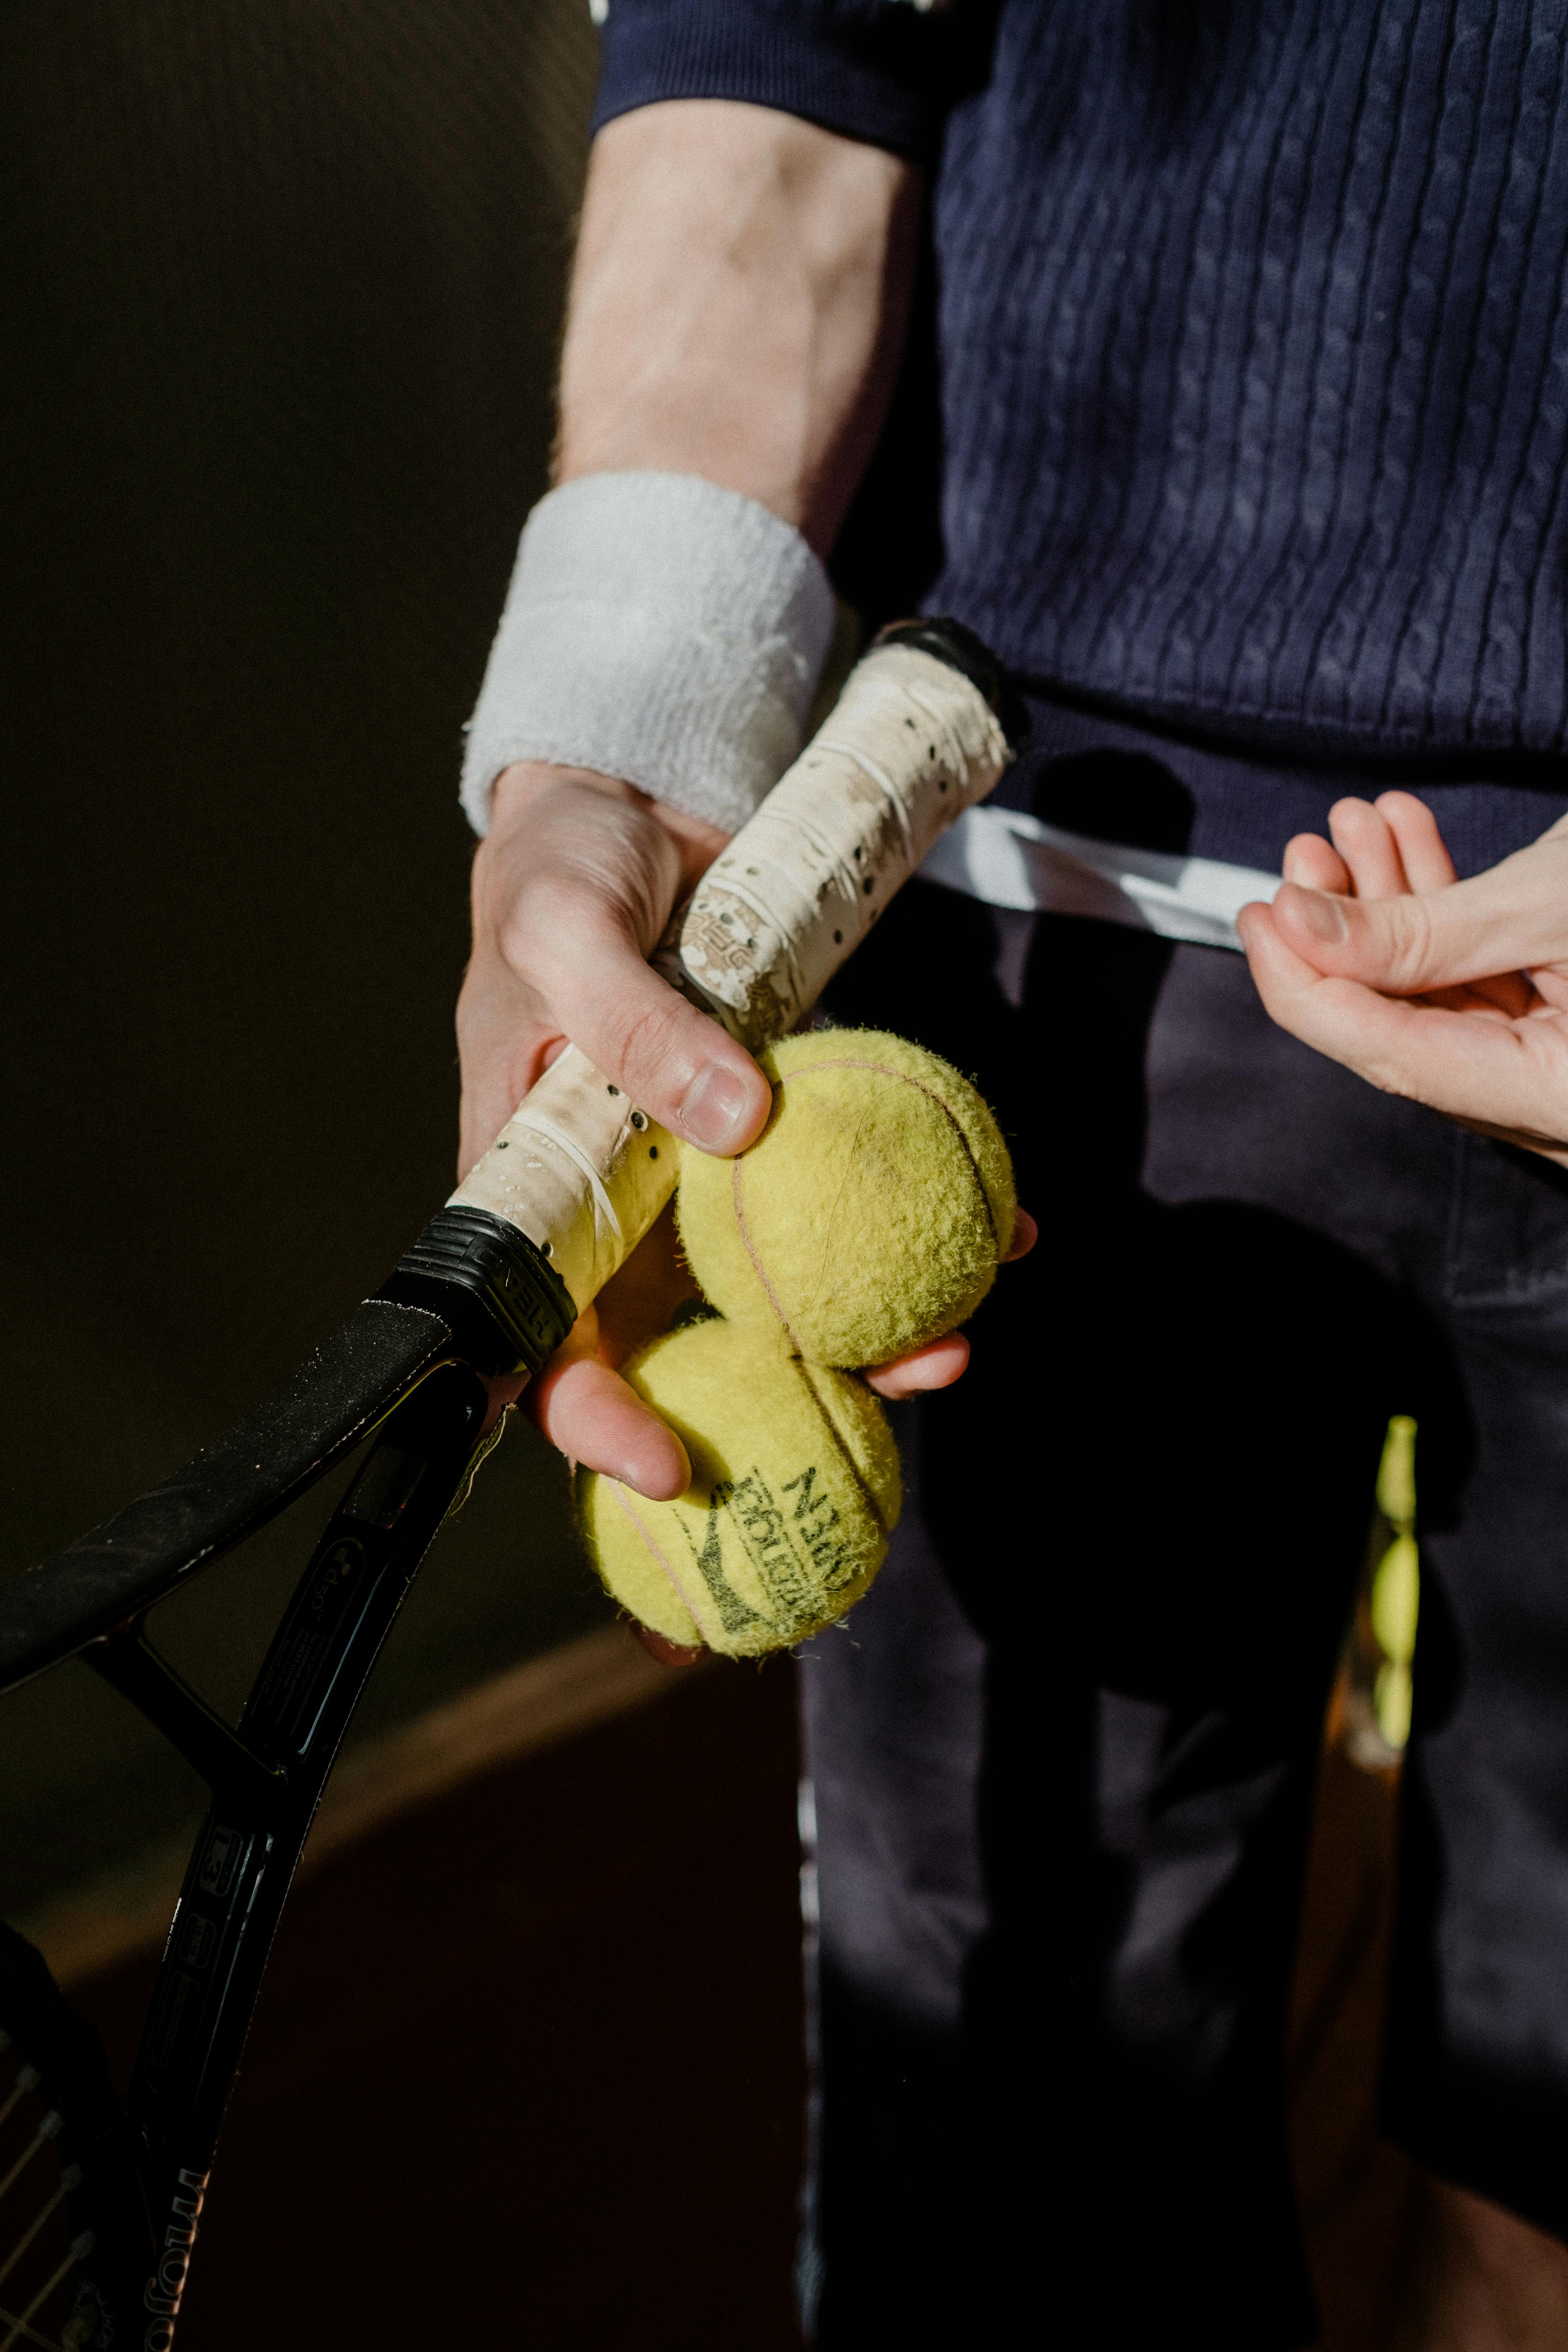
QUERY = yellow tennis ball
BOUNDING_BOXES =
[676,1029,1016,1368]
[576,1316,902,1657]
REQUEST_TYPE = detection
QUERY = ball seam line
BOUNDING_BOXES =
[728,1153,891,1535]
[606,1480,708,1640]
[731,1154,807,1355]
[790,1358,893,1539]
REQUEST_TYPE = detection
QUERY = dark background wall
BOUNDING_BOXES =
[0,28,814,2343]
[0,0,614,1913]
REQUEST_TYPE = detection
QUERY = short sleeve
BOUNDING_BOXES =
[590,0,972,164]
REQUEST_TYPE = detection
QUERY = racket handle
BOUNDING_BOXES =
[381,621,1017,1373]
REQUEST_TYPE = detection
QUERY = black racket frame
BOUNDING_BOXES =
[88,1361,490,2344]
[0,1205,575,2351]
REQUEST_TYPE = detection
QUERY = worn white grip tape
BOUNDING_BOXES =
[449,642,1012,1316]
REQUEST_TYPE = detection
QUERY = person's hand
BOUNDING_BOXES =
[459,759,1039,1517]
[457,757,768,1495]
[1236,792,1568,1167]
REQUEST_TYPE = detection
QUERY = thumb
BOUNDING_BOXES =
[534,911,773,1155]
[1271,833,1568,995]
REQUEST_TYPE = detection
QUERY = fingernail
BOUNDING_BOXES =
[679,1063,753,1152]
[623,1441,690,1502]
[1289,888,1349,943]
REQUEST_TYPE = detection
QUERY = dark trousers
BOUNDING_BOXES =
[805,871,1568,2349]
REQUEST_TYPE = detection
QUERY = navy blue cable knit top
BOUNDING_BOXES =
[594,0,1568,874]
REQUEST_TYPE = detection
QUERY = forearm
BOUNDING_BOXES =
[463,104,921,844]
[463,98,922,1164]
[458,101,926,1497]
[557,98,921,552]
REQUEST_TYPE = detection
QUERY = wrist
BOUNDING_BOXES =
[459,472,836,840]
[488,760,640,831]
[488,759,732,874]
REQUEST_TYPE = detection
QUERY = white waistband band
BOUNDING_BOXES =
[918,804,1281,953]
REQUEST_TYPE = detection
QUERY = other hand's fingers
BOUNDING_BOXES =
[525,1308,691,1498]
[1240,901,1568,1147]
[864,1331,971,1398]
[1268,825,1568,997]
[1374,791,1460,893]
[1328,797,1408,897]
[1418,983,1523,1020]
[1282,832,1352,893]
[1362,796,1529,1017]
[1453,971,1539,1018]
[1240,897,1466,1089]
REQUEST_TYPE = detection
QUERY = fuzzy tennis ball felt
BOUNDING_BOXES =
[577,1315,902,1656]
[675,1029,1016,1369]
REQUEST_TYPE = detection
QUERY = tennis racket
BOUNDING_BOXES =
[0,617,1018,2350]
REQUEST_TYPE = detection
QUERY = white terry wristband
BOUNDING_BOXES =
[459,471,838,837]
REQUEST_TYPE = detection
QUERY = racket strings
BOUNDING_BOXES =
[0,2105,62,2209]
[1,2239,93,2352]
[0,2074,40,2138]
[0,2040,97,2352]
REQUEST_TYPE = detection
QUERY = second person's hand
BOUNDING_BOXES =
[1237,792,1568,1166]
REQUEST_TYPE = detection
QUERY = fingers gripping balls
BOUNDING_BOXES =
[577,1031,1017,1657]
